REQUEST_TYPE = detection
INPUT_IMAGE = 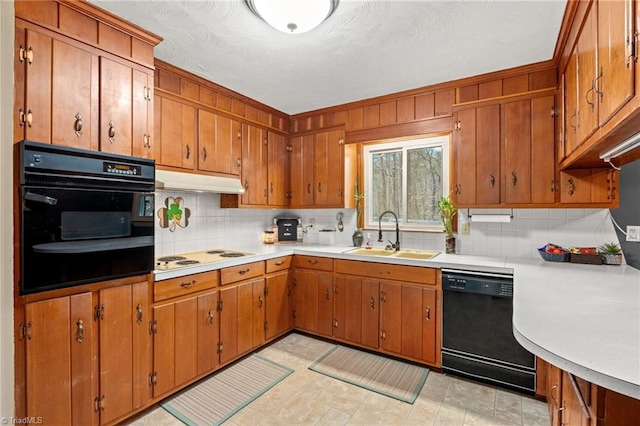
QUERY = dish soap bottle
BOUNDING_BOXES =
[297,219,303,243]
[365,233,372,249]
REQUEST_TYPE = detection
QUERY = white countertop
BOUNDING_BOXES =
[154,243,640,399]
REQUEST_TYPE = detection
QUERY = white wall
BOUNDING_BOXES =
[0,0,15,419]
[155,190,621,260]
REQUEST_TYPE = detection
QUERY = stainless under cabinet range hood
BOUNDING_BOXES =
[155,170,245,194]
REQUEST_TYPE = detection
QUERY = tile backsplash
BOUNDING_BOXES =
[155,190,621,260]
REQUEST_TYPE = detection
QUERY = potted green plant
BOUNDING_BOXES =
[352,177,364,247]
[438,195,457,253]
[598,242,623,265]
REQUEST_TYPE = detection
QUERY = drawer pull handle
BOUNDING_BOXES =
[108,121,116,142]
[567,178,575,196]
[74,113,83,137]
[207,310,214,326]
[238,268,250,275]
[325,288,330,300]
[258,295,263,307]
[489,173,495,188]
[370,296,375,310]
[274,261,284,266]
[76,319,84,343]
[425,306,431,320]
[308,260,318,265]
[179,280,196,288]
[136,304,143,324]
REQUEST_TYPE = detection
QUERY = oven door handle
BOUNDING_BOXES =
[25,191,58,205]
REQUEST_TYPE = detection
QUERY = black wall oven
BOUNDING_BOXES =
[19,141,155,294]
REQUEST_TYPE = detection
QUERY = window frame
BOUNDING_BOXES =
[362,134,451,233]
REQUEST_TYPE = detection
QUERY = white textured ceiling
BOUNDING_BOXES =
[91,0,567,115]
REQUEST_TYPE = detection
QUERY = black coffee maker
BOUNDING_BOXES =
[276,217,299,242]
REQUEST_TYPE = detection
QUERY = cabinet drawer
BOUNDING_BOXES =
[294,255,334,271]
[220,261,264,285]
[154,270,218,301]
[335,259,436,285]
[266,256,292,274]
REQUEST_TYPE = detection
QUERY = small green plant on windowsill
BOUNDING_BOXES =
[437,195,456,237]
[437,195,457,253]
[352,177,364,247]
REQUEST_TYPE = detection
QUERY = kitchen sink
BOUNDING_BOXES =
[346,248,439,260]
[347,248,395,256]
[392,250,440,260]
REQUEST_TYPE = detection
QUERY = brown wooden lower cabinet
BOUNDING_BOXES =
[265,269,292,340]
[293,268,334,337]
[23,293,97,426]
[331,260,441,366]
[152,288,220,399]
[19,276,152,426]
[333,276,379,349]
[540,361,640,426]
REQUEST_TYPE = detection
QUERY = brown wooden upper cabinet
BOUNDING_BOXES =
[453,93,555,207]
[198,110,242,176]
[289,128,345,208]
[14,3,159,155]
[14,22,98,149]
[560,0,635,161]
[155,94,197,170]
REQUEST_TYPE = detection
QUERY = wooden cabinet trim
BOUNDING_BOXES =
[155,88,288,135]
[335,259,436,285]
[452,88,556,110]
[220,261,265,285]
[265,256,292,274]
[293,255,334,272]
[154,271,219,302]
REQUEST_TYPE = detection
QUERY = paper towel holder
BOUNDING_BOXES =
[466,209,513,223]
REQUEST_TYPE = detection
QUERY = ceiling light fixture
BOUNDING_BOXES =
[247,0,339,34]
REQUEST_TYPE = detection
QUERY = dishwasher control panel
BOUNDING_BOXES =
[442,271,513,297]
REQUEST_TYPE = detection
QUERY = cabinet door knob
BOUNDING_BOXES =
[567,178,575,196]
[26,109,33,128]
[76,319,84,343]
[108,121,116,143]
[74,113,83,137]
[136,304,143,325]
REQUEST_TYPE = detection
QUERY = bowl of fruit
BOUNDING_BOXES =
[538,243,570,262]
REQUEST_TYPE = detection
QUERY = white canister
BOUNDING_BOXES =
[318,229,336,245]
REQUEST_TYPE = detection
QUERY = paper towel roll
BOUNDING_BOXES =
[470,214,512,223]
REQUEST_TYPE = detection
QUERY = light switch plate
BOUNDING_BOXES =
[460,222,471,235]
[626,225,640,242]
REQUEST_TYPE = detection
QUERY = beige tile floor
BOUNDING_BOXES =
[125,333,550,426]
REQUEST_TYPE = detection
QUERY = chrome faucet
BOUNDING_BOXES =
[377,210,400,251]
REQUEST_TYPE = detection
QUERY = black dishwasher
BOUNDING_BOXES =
[441,269,535,393]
